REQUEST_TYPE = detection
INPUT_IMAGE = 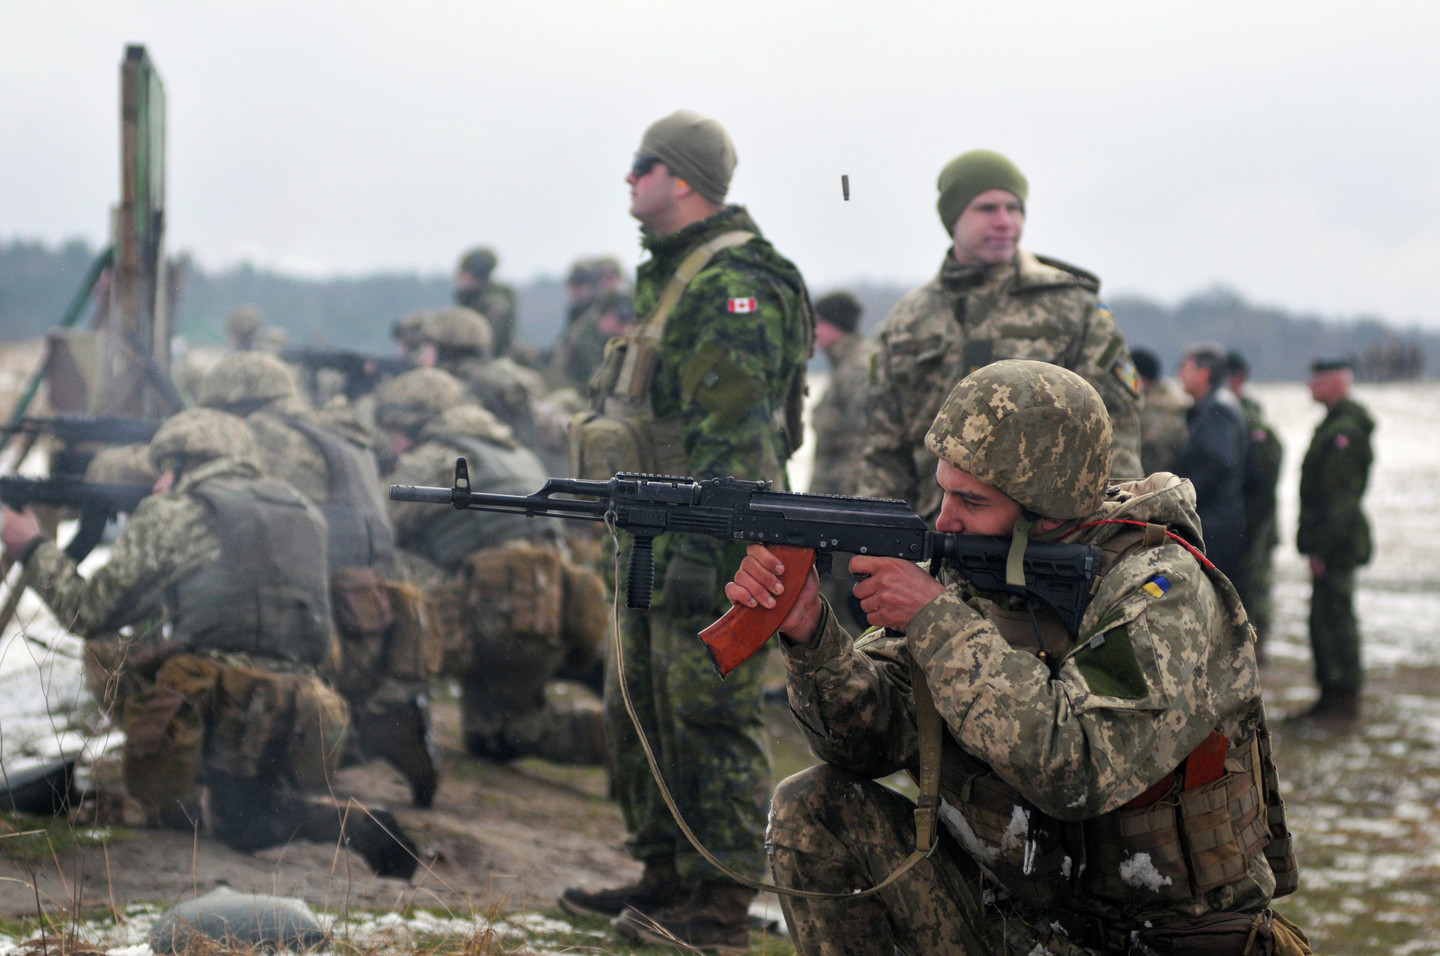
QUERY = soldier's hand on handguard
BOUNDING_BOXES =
[1,506,42,556]
[724,543,824,644]
[850,554,945,634]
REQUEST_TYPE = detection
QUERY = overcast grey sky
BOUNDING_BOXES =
[5,1,1439,329]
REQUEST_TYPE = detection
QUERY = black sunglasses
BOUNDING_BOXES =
[630,153,662,178]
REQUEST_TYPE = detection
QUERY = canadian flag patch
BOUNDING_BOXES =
[727,297,758,313]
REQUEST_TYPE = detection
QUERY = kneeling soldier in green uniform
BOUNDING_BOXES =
[726,361,1304,955]
[2,409,417,878]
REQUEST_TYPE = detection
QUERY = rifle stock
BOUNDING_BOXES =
[389,460,1103,677]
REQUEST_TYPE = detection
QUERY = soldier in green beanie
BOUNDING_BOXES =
[560,110,814,953]
[858,148,1145,524]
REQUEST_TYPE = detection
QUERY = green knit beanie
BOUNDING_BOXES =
[639,110,737,204]
[936,150,1028,232]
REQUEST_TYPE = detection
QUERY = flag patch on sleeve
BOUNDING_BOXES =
[1142,575,1170,598]
[727,297,758,313]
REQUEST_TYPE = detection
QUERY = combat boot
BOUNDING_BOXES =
[1294,686,1361,726]
[559,857,692,919]
[611,880,755,955]
[357,696,439,807]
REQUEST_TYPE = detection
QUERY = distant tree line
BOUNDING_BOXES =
[2,237,1434,381]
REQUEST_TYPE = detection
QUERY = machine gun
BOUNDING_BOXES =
[389,460,1103,676]
[1,415,162,477]
[280,348,412,402]
[0,474,153,562]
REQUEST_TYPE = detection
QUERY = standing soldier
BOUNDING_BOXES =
[196,352,438,808]
[1228,349,1283,657]
[808,290,877,633]
[1131,347,1190,475]
[858,149,1143,524]
[1297,358,1375,722]
[1,410,417,877]
[454,246,519,358]
[561,110,813,952]
[376,369,608,765]
[1174,342,1248,579]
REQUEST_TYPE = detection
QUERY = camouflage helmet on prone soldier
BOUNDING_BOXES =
[224,305,264,345]
[925,359,1112,520]
[197,351,300,414]
[374,368,468,436]
[422,306,494,357]
[148,408,260,474]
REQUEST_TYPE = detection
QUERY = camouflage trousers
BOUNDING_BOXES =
[768,765,1101,956]
[119,652,350,847]
[606,600,772,884]
[1309,566,1362,692]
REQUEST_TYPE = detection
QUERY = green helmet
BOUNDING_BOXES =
[458,247,498,279]
[374,368,468,435]
[197,351,299,413]
[422,306,494,356]
[925,359,1112,520]
[224,305,264,344]
[148,409,259,473]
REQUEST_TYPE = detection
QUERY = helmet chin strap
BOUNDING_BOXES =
[1005,510,1043,587]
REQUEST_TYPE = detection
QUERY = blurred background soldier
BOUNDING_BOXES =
[402,305,562,473]
[1296,358,1375,723]
[197,352,438,807]
[223,305,265,352]
[454,246,518,358]
[808,290,876,633]
[1131,346,1190,475]
[1174,341,1248,579]
[858,148,1143,524]
[0,409,416,877]
[376,369,608,766]
[550,256,635,391]
[1228,349,1283,658]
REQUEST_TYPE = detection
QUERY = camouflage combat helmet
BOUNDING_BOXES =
[148,408,259,473]
[458,247,498,280]
[374,368,468,435]
[422,306,494,357]
[224,305,264,343]
[197,351,300,413]
[925,359,1112,519]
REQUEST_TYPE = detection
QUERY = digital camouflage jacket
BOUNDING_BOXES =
[781,474,1279,933]
[858,249,1143,522]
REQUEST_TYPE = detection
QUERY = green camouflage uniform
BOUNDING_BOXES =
[809,333,880,497]
[457,282,518,357]
[1297,396,1374,695]
[1234,393,1283,641]
[602,205,813,883]
[770,475,1284,955]
[858,249,1144,521]
[1139,378,1191,476]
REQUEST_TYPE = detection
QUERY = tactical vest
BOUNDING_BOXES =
[921,524,1295,919]
[283,416,396,575]
[412,434,560,572]
[167,476,333,665]
[570,230,792,481]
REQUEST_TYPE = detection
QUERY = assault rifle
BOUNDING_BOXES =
[389,460,1103,676]
[2,415,162,477]
[281,348,412,402]
[0,474,153,561]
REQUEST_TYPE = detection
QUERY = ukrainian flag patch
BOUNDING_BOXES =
[1142,575,1170,599]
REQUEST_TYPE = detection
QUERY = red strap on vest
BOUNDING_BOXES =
[1059,518,1217,571]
